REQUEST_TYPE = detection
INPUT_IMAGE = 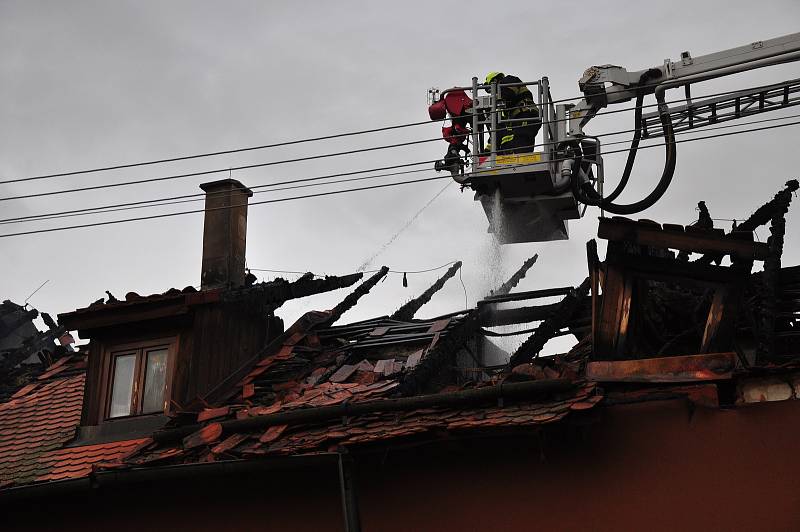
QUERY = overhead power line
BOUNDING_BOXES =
[0,175,452,238]
[1,117,798,239]
[1,80,790,191]
[0,136,445,202]
[0,167,434,225]
[250,260,460,278]
[0,78,690,186]
[4,110,798,227]
[4,80,792,206]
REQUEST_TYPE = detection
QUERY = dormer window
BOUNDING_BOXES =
[105,339,175,419]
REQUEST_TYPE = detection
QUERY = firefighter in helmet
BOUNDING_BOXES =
[484,72,541,154]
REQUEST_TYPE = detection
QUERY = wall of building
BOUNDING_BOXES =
[5,398,800,531]
[357,399,800,531]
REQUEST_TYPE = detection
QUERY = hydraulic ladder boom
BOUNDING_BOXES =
[428,32,800,244]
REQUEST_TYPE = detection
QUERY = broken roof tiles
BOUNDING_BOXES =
[130,382,599,465]
[4,191,800,495]
[214,310,471,410]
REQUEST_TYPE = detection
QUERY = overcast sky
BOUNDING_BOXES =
[1,1,799,353]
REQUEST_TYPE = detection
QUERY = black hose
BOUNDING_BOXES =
[573,87,677,215]
[602,91,645,203]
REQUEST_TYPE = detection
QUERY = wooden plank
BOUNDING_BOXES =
[586,352,736,383]
[594,264,627,358]
[598,218,769,259]
[615,276,635,357]
[700,285,741,353]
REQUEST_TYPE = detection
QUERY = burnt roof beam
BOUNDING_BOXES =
[506,277,591,368]
[487,254,539,297]
[737,179,799,233]
[323,267,390,327]
[226,272,364,313]
[479,303,560,327]
[390,262,463,322]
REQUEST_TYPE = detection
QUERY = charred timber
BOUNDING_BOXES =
[324,267,389,327]
[399,309,479,395]
[391,262,462,322]
[479,304,560,327]
[507,278,592,368]
[737,179,799,233]
[225,272,364,313]
[405,270,579,392]
[758,187,794,360]
[0,307,39,343]
[487,255,538,297]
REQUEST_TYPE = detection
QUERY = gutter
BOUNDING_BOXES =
[155,378,574,444]
[0,379,573,507]
[0,453,339,503]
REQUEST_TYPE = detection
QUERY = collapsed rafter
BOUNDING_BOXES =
[225,272,364,313]
[507,278,592,368]
[324,267,389,327]
[391,262,462,322]
[487,254,538,297]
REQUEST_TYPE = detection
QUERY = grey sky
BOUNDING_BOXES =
[1,1,799,353]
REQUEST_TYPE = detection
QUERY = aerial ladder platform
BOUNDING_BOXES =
[428,32,800,243]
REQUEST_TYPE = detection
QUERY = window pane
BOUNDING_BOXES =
[109,354,136,418]
[141,348,168,414]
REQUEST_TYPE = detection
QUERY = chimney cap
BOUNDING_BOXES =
[200,178,253,197]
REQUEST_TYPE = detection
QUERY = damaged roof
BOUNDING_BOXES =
[1,180,799,494]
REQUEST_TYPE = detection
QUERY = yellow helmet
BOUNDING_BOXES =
[485,71,503,84]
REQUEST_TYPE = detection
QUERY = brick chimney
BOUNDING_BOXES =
[199,179,253,290]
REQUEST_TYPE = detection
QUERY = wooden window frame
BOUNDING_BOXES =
[100,336,177,420]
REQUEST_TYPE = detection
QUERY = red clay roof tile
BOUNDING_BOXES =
[259,425,288,443]
[0,373,84,486]
[197,406,231,423]
[211,433,249,455]
[183,423,223,450]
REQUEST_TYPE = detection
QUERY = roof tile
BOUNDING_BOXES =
[0,371,85,486]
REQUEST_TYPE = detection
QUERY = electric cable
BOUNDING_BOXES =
[249,260,460,277]
[2,116,797,229]
[3,78,794,197]
[0,167,435,225]
[4,110,799,226]
[0,136,445,202]
[1,116,798,238]
[5,82,796,210]
[0,76,764,185]
[0,175,453,238]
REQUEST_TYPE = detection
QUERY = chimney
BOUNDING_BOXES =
[199,179,253,290]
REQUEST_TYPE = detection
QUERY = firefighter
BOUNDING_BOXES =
[484,72,541,154]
